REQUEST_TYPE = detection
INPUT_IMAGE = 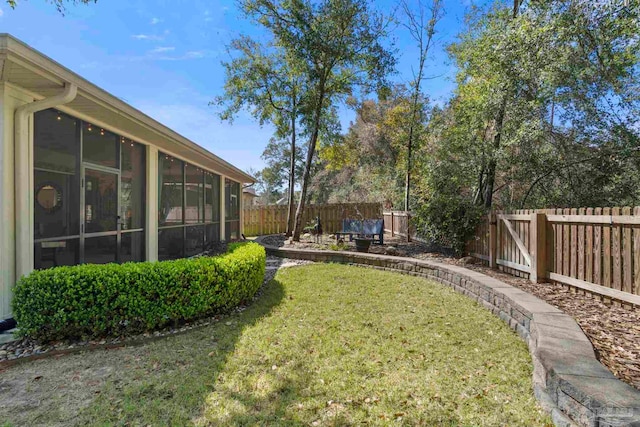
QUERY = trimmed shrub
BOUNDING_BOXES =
[12,242,266,342]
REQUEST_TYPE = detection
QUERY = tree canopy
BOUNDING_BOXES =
[310,0,640,252]
[236,0,396,240]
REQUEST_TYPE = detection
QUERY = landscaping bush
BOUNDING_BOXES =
[12,242,266,342]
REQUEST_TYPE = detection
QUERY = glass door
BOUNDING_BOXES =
[81,165,120,264]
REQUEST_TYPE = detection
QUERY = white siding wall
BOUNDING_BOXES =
[0,83,32,319]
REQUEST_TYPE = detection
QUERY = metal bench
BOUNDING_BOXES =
[335,219,384,245]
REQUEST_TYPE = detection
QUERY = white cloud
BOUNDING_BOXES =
[0,8,4,17]
[152,50,218,61]
[121,49,218,62]
[185,51,206,59]
[149,46,175,54]
[132,34,164,41]
[204,9,213,22]
[150,17,162,25]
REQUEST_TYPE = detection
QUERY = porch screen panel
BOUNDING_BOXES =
[83,124,118,168]
[225,178,240,241]
[33,110,80,268]
[34,109,147,267]
[185,164,204,224]
[121,139,146,262]
[158,153,222,259]
[34,110,80,239]
[204,172,221,250]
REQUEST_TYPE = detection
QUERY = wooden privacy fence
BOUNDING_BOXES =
[244,202,382,236]
[382,211,414,241]
[466,208,640,306]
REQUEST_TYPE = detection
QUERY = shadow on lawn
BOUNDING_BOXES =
[75,278,287,426]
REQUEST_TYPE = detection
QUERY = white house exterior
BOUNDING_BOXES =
[0,34,254,321]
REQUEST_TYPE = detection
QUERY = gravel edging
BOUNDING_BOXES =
[0,256,310,368]
[256,236,640,427]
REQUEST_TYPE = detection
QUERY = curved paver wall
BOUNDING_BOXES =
[257,238,640,427]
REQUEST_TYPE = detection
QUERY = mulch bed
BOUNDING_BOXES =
[262,233,640,391]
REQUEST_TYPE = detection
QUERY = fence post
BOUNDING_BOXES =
[530,212,547,283]
[390,211,395,237]
[489,212,497,269]
[407,212,412,242]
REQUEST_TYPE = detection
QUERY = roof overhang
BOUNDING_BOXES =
[0,34,255,184]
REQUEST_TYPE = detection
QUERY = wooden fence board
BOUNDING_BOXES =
[570,208,578,279]
[563,208,571,277]
[613,207,622,291]
[466,205,640,304]
[603,207,612,288]
[244,202,382,236]
[623,207,632,294]
[594,207,602,286]
[545,209,555,274]
[578,207,585,281]
[555,208,562,276]
[631,207,640,295]
[585,207,593,284]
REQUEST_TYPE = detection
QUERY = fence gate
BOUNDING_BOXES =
[495,213,533,277]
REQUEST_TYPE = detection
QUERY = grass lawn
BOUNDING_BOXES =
[1,264,551,426]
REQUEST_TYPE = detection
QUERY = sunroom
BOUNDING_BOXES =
[0,34,254,321]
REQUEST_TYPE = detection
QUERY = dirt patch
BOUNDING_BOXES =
[260,233,451,257]
[0,346,146,426]
[263,232,640,391]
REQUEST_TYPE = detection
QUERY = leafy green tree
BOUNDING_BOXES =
[410,0,640,250]
[400,0,443,212]
[215,36,305,236]
[240,0,396,241]
[316,86,425,208]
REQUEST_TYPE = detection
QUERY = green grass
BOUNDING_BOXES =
[72,264,551,426]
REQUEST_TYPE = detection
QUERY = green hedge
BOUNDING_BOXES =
[12,242,266,342]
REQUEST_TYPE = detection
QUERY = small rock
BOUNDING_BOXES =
[385,246,398,256]
[0,350,7,357]
[459,256,478,265]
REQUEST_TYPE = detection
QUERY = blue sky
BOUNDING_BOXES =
[1,0,478,172]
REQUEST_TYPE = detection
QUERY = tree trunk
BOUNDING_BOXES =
[285,100,297,237]
[482,1,518,209]
[483,96,507,208]
[473,165,485,205]
[292,84,325,241]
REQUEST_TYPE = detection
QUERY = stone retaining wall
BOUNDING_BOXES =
[258,239,640,427]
